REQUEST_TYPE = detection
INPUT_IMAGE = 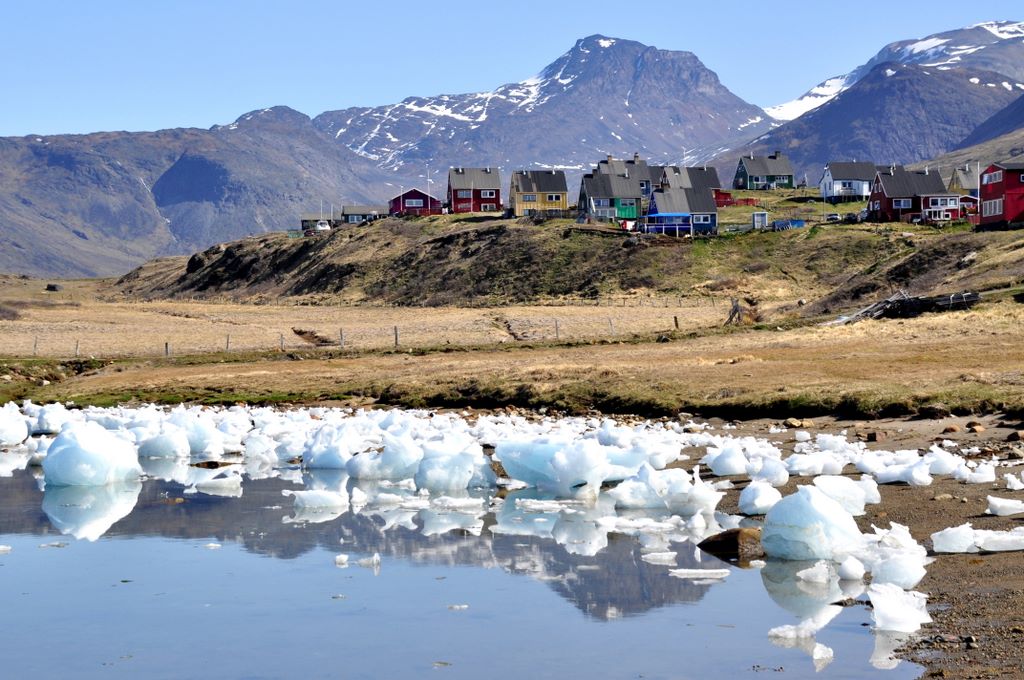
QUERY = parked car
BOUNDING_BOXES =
[825,213,841,223]
[843,212,860,224]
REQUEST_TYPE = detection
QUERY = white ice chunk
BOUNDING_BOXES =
[762,486,862,561]
[987,495,1024,516]
[0,403,30,445]
[42,421,141,486]
[738,480,782,515]
[838,556,866,581]
[930,523,977,553]
[867,583,931,633]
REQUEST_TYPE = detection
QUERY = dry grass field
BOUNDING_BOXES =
[0,276,721,358]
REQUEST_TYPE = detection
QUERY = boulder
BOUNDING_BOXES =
[697,527,764,562]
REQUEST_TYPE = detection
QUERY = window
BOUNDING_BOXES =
[521,194,537,202]
[840,181,853,189]
[982,170,1003,184]
[751,176,765,184]
[930,197,957,207]
[619,199,637,207]
[593,198,611,207]
[873,201,880,210]
[404,199,424,208]
[546,194,561,202]
[693,214,712,224]
[348,215,361,223]
[893,199,912,209]
[983,198,1004,217]
[776,175,789,183]
[481,203,496,211]
[480,190,496,198]
[456,190,472,198]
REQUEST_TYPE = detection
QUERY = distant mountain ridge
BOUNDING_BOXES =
[767,21,1024,120]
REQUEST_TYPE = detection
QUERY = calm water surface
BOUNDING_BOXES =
[0,470,921,679]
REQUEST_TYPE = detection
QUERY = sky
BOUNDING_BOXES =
[2,0,1022,137]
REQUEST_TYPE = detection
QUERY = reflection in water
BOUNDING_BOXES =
[0,464,923,676]
[42,481,143,542]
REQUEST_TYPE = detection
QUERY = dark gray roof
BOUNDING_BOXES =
[738,153,795,177]
[342,205,387,215]
[995,162,1024,171]
[826,161,879,182]
[650,187,717,215]
[595,155,663,185]
[876,166,950,197]
[510,170,568,194]
[581,171,642,200]
[448,167,501,190]
[661,166,721,192]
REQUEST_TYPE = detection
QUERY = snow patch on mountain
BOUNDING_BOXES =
[764,76,851,121]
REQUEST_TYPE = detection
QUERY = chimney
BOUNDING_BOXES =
[633,152,640,162]
[925,166,929,175]
[749,152,754,160]
[607,154,613,163]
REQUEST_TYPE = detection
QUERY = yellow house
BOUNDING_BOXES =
[509,170,570,217]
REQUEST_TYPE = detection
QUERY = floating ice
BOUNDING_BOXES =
[334,554,349,567]
[838,556,866,581]
[0,545,10,554]
[32,402,74,435]
[138,427,190,459]
[867,583,931,633]
[668,568,730,580]
[762,486,862,561]
[42,421,142,486]
[795,561,831,584]
[0,402,29,446]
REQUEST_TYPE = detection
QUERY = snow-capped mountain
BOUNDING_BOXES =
[725,61,1024,181]
[313,35,773,173]
[767,21,1024,121]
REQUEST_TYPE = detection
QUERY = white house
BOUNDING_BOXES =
[819,161,879,204]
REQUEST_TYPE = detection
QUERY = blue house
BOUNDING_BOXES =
[645,188,718,235]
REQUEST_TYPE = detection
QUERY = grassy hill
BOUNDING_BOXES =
[114,210,1023,315]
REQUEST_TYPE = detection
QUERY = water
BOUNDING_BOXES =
[0,469,921,679]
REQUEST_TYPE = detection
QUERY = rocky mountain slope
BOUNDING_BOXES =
[767,21,1024,120]
[957,92,1024,148]
[313,35,773,173]
[722,62,1023,182]
[0,107,391,278]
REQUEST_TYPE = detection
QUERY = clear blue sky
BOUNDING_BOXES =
[1,0,1021,136]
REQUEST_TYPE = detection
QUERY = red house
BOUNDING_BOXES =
[388,188,442,217]
[447,167,502,213]
[867,165,959,223]
[979,162,1024,229]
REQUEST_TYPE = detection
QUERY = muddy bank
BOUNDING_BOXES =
[704,413,1024,679]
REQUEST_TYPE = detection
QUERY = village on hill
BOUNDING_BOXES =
[298,152,1024,238]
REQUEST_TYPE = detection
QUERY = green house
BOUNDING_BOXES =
[733,151,795,190]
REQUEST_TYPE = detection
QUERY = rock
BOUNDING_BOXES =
[1008,446,1024,460]
[44,283,63,292]
[920,403,952,419]
[800,419,815,428]
[783,417,802,428]
[968,425,986,434]
[866,431,888,442]
[932,494,954,501]
[697,527,764,562]
[1007,431,1024,442]
[942,424,961,434]
[0,375,11,382]
[966,420,983,429]
[38,379,50,387]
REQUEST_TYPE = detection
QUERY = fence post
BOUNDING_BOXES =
[674,316,679,330]
[33,336,38,357]
[393,326,399,348]
[164,342,170,357]
[75,340,80,358]
[226,334,231,351]
[339,328,345,348]
[555,319,560,341]
[279,333,284,351]
[607,318,614,334]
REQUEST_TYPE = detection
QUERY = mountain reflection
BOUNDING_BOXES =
[0,470,727,620]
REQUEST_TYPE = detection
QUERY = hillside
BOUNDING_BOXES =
[115,216,1024,312]
[957,91,1024,148]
